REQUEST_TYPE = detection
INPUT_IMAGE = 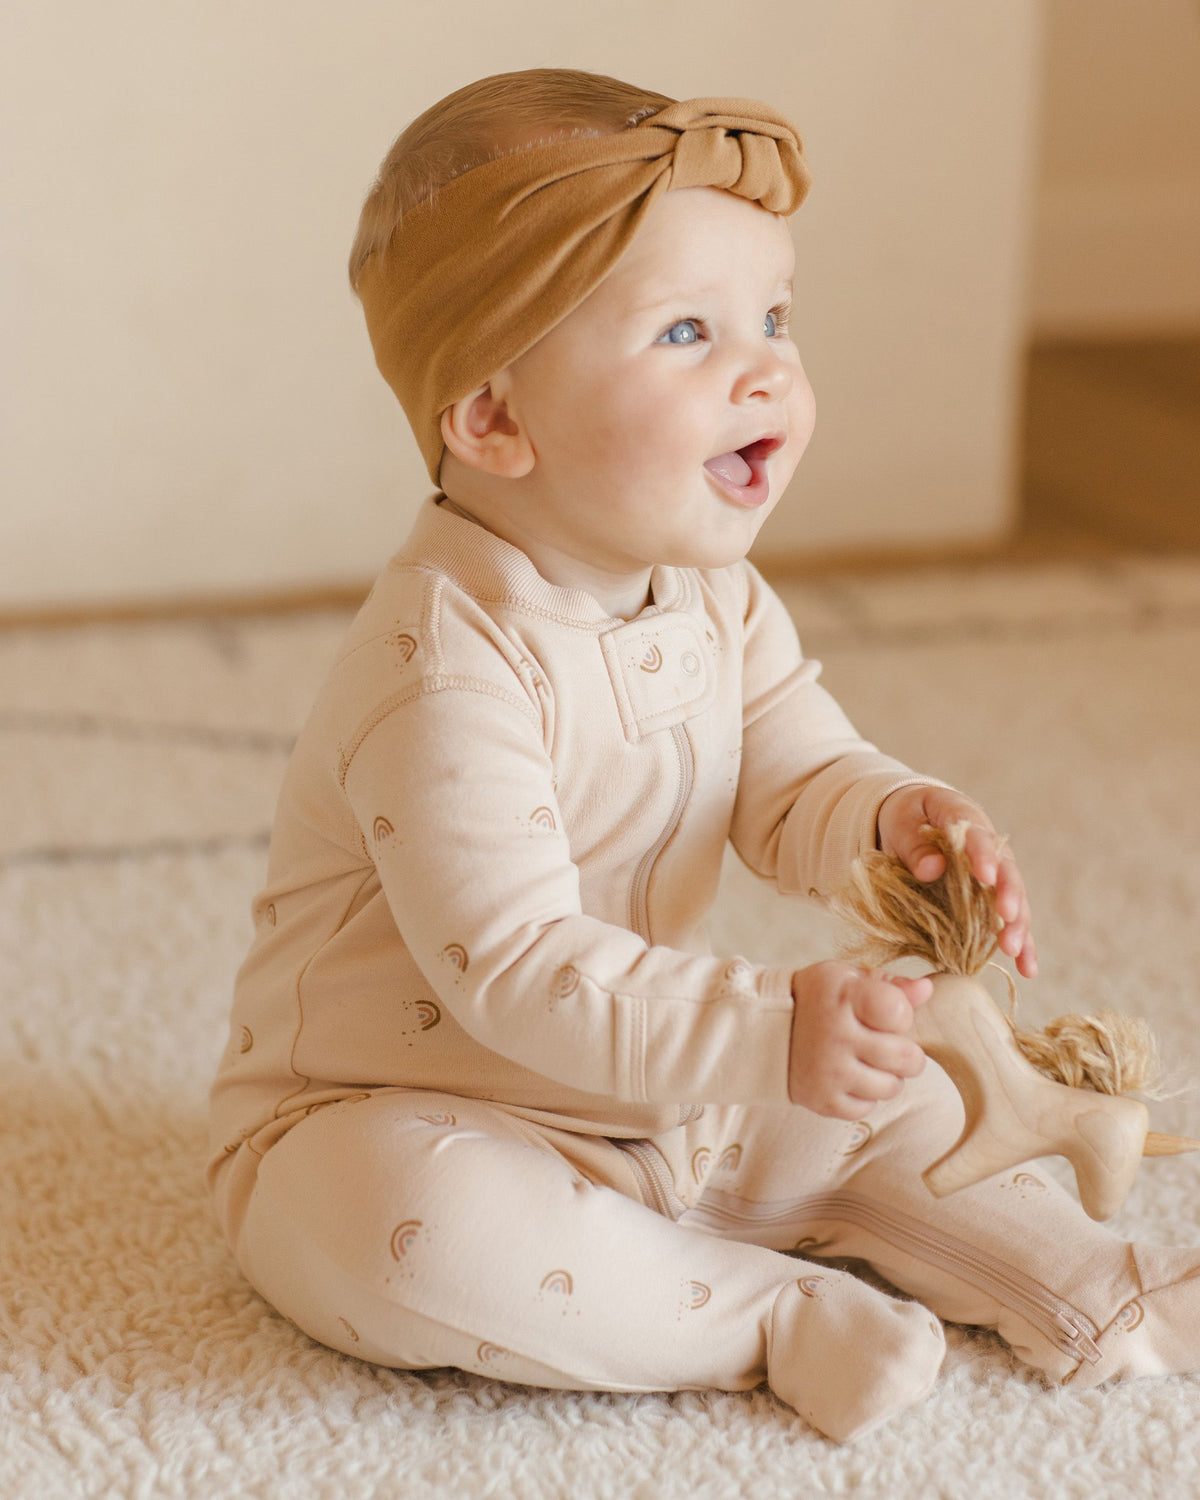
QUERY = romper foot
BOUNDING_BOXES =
[1064,1244,1200,1390]
[765,1264,946,1442]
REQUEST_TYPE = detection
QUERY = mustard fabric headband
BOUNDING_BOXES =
[356,96,812,485]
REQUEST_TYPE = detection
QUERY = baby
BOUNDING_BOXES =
[208,67,1200,1443]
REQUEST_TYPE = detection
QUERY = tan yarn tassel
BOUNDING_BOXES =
[829,820,1163,1098]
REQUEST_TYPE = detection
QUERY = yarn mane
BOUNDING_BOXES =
[828,821,1162,1097]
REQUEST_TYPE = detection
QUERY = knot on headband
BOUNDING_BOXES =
[356,96,812,483]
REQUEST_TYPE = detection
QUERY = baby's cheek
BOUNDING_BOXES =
[790,374,817,445]
[579,408,660,474]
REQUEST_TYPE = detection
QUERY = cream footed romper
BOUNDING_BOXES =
[209,498,1200,1442]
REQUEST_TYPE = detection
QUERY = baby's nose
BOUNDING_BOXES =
[734,346,794,403]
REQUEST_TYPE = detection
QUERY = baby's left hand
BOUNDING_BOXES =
[876,785,1038,979]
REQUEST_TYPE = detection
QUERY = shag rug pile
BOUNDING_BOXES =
[2,554,1199,1498]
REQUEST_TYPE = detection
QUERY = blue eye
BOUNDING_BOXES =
[660,319,701,345]
[765,311,778,338]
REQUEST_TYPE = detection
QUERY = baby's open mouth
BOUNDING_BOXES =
[704,449,755,488]
[703,435,784,503]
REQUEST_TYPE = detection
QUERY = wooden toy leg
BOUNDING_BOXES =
[911,975,1150,1221]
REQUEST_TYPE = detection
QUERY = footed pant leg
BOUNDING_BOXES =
[233,1091,944,1442]
[673,1063,1200,1389]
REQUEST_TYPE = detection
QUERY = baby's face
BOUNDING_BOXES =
[496,185,815,577]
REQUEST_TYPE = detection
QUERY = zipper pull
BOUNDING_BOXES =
[1053,1312,1103,1363]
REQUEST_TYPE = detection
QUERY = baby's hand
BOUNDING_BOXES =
[876,785,1038,979]
[787,961,931,1118]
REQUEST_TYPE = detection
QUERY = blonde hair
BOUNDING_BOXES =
[348,68,676,294]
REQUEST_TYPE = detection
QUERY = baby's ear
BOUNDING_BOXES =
[440,381,534,479]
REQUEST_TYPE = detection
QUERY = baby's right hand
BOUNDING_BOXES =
[787,962,931,1118]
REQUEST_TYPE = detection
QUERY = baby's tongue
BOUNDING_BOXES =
[704,450,753,487]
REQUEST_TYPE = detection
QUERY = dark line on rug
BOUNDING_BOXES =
[0,711,295,753]
[0,832,271,869]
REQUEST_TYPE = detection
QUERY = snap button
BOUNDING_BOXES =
[681,651,701,677]
[552,965,581,998]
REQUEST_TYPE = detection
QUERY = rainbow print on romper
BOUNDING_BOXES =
[390,632,418,663]
[639,644,663,673]
[1115,1300,1145,1330]
[1000,1171,1047,1199]
[390,1220,422,1260]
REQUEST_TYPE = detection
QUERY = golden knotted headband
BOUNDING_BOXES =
[355,96,812,484]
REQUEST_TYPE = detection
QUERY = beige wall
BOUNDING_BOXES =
[1031,0,1200,334]
[1,1,1040,611]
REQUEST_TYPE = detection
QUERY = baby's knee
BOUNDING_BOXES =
[244,1093,544,1273]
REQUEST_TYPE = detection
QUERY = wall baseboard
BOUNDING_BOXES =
[0,529,1145,632]
[0,581,373,632]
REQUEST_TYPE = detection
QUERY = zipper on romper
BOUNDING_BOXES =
[616,1138,689,1221]
[687,1188,1104,1365]
[629,722,693,941]
[626,721,701,1130]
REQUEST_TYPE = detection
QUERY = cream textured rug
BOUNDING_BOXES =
[2,554,1200,1498]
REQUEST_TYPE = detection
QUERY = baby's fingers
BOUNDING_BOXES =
[957,819,1005,888]
[851,974,931,1034]
[907,791,1002,886]
[990,848,1038,977]
[857,1027,927,1083]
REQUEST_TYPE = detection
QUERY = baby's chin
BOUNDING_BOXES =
[656,529,770,573]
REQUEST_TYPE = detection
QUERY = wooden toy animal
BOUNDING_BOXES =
[829,822,1198,1221]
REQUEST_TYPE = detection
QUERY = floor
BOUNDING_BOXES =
[3,553,1199,1499]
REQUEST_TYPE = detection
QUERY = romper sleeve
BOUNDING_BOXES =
[340,677,796,1107]
[728,561,952,898]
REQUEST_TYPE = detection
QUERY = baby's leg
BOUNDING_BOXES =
[678,1065,1200,1389]
[232,1090,944,1442]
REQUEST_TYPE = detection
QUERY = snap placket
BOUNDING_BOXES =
[599,614,717,743]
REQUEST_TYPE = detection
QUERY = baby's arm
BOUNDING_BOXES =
[342,680,796,1107]
[729,562,957,901]
[728,563,1036,1110]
